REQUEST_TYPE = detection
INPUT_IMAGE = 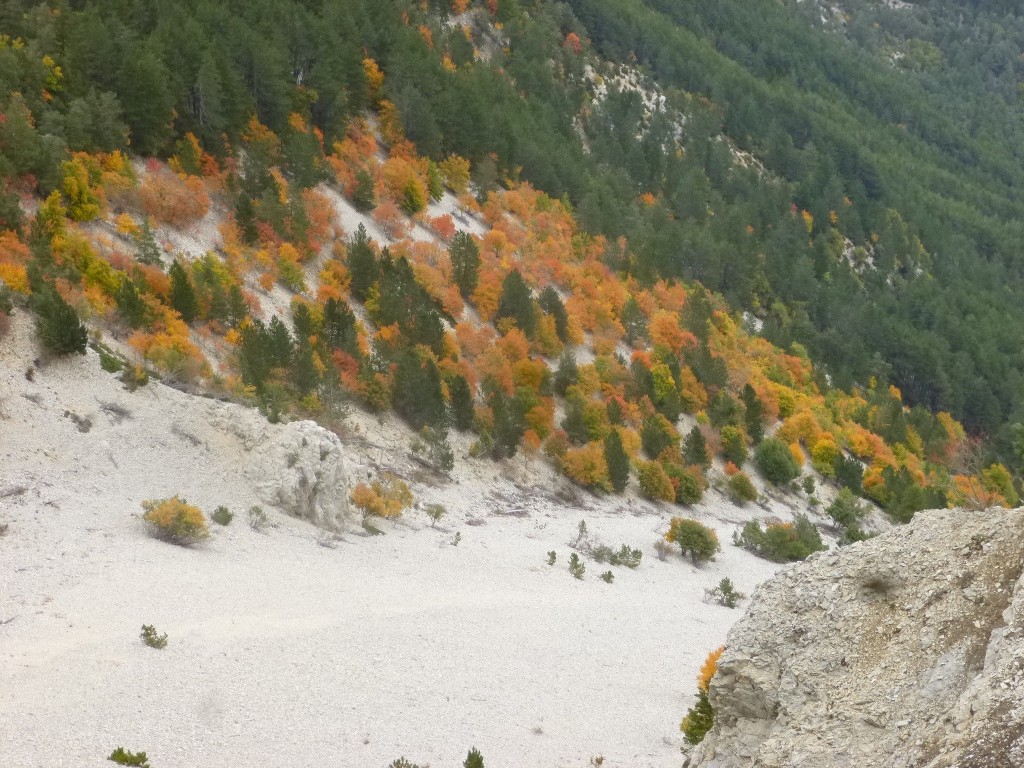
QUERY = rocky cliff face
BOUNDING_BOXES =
[689,507,1024,768]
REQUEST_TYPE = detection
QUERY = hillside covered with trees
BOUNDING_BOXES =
[0,0,1022,505]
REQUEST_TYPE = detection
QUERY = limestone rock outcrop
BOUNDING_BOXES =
[689,507,1024,768]
[250,419,351,530]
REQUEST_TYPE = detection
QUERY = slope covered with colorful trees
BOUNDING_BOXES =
[0,0,1019,517]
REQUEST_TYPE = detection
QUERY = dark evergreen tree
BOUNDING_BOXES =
[495,269,536,337]
[34,286,87,356]
[553,350,579,396]
[604,429,630,493]
[168,261,199,323]
[226,285,249,328]
[683,426,710,467]
[464,748,484,768]
[490,390,526,459]
[347,224,377,303]
[292,340,320,395]
[133,219,162,266]
[448,374,475,431]
[621,296,647,346]
[449,231,480,300]
[321,298,359,355]
[538,285,569,342]
[561,398,590,445]
[708,391,742,429]
[352,168,376,212]
[115,278,147,328]
[267,316,294,369]
[741,384,765,444]
[392,351,446,429]
[641,414,675,459]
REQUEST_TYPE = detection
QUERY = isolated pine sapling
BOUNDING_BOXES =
[704,578,746,608]
[464,747,485,768]
[568,552,585,579]
[140,624,167,649]
[547,550,557,565]
[211,505,233,526]
[600,570,614,583]
[452,531,461,547]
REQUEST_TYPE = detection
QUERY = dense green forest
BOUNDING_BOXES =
[1,0,1023,468]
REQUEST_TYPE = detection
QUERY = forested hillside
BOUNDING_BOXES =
[0,0,1022,484]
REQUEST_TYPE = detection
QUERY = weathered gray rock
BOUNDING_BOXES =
[250,419,351,530]
[689,507,1024,768]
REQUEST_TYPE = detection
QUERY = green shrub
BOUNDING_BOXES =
[34,286,87,356]
[109,747,151,767]
[139,624,167,650]
[681,689,715,745]
[425,503,446,527]
[546,550,556,565]
[667,464,705,505]
[755,437,800,485]
[705,577,745,608]
[141,497,208,544]
[568,552,585,579]
[211,505,233,526]
[665,517,720,565]
[637,460,675,502]
[388,759,422,768]
[464,747,484,768]
[591,543,642,569]
[734,515,826,562]
[720,425,748,466]
[727,472,758,504]
[247,505,270,531]
[600,570,614,583]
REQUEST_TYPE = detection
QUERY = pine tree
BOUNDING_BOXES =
[321,297,359,355]
[449,231,480,300]
[292,340,320,395]
[683,426,710,467]
[561,398,590,445]
[621,296,647,345]
[392,351,446,429]
[495,269,536,337]
[448,374,475,431]
[267,316,294,368]
[227,284,248,328]
[34,286,87,356]
[115,278,147,328]
[347,224,378,302]
[538,285,569,342]
[427,161,444,200]
[168,261,199,323]
[604,429,630,493]
[742,383,765,444]
[133,218,162,265]
[352,168,376,211]
[553,350,578,396]
[464,748,484,768]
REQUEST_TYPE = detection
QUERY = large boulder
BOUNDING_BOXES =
[250,420,352,530]
[689,507,1024,768]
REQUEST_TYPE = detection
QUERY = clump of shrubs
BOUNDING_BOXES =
[350,473,413,518]
[734,514,826,562]
[139,624,167,649]
[826,487,871,544]
[665,517,720,565]
[141,496,208,544]
[590,543,643,569]
[726,472,758,504]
